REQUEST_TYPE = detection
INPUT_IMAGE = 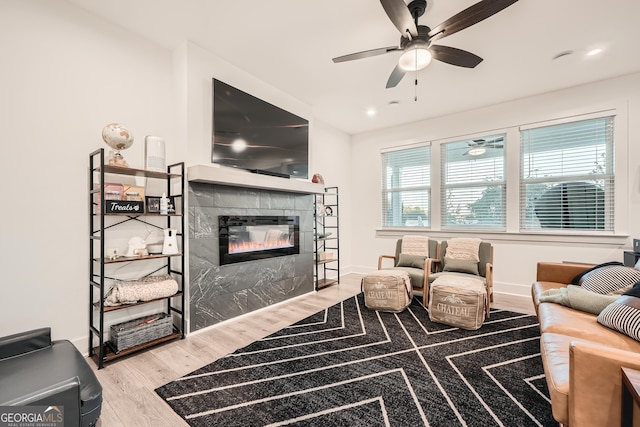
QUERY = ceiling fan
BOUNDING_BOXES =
[332,0,519,88]
[464,136,505,156]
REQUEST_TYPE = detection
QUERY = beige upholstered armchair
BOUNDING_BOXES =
[426,239,494,305]
[378,236,438,305]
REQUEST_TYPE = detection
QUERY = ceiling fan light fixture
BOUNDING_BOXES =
[332,0,519,88]
[398,41,432,71]
[467,146,487,156]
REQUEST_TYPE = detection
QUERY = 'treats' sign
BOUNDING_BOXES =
[104,200,144,214]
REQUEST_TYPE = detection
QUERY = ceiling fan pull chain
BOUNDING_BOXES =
[414,49,418,101]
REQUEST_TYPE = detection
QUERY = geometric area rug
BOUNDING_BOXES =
[156,293,557,426]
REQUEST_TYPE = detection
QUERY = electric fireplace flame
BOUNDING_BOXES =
[228,229,293,254]
[219,215,300,265]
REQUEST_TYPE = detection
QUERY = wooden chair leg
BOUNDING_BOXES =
[485,294,490,319]
[423,281,430,306]
[484,283,491,318]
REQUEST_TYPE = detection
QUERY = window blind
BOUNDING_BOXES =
[381,145,430,227]
[520,116,614,231]
[441,136,506,229]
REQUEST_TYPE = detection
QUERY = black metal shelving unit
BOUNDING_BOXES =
[88,148,185,369]
[314,186,340,290]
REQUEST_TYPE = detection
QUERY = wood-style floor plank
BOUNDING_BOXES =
[91,273,533,426]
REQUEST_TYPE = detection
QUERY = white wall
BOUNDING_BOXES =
[350,72,640,297]
[0,1,176,344]
[309,121,353,273]
[0,1,353,348]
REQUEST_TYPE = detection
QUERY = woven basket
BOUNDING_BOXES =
[110,313,173,352]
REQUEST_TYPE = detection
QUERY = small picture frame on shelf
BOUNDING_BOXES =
[145,196,175,214]
[146,196,161,213]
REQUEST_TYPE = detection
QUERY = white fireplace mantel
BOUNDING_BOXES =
[187,164,325,194]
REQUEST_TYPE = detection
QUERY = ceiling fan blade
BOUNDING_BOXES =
[430,45,483,68]
[386,64,406,88]
[428,0,519,42]
[332,46,400,63]
[380,0,418,38]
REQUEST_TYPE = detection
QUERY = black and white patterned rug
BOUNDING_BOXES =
[156,294,556,426]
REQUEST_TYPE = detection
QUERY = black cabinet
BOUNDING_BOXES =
[624,251,640,268]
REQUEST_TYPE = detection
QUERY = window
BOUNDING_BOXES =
[520,116,614,231]
[381,144,430,227]
[441,135,506,229]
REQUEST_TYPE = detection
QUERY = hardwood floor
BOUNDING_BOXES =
[91,273,534,426]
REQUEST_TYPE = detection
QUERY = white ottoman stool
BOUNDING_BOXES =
[362,270,412,313]
[428,275,489,330]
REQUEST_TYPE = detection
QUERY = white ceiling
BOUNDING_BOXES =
[65,0,640,135]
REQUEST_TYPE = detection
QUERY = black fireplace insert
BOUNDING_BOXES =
[218,215,300,265]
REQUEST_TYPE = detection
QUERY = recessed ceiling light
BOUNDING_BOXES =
[366,108,376,117]
[587,48,603,57]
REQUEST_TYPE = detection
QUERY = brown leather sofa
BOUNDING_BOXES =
[532,262,640,426]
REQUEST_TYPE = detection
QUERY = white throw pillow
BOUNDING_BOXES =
[580,266,640,295]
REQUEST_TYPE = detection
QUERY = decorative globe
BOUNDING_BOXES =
[102,123,134,151]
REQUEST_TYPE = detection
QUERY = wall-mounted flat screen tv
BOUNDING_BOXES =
[212,78,309,179]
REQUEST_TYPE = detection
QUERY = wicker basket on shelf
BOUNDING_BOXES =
[110,313,173,352]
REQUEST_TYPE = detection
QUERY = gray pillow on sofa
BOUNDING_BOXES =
[397,253,425,269]
[597,281,640,341]
[443,257,479,275]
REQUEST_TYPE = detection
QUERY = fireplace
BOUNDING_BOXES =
[189,182,314,331]
[218,215,300,265]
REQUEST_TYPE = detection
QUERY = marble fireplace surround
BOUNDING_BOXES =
[188,165,325,332]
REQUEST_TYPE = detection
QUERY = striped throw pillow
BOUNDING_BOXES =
[579,266,640,295]
[597,282,640,341]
